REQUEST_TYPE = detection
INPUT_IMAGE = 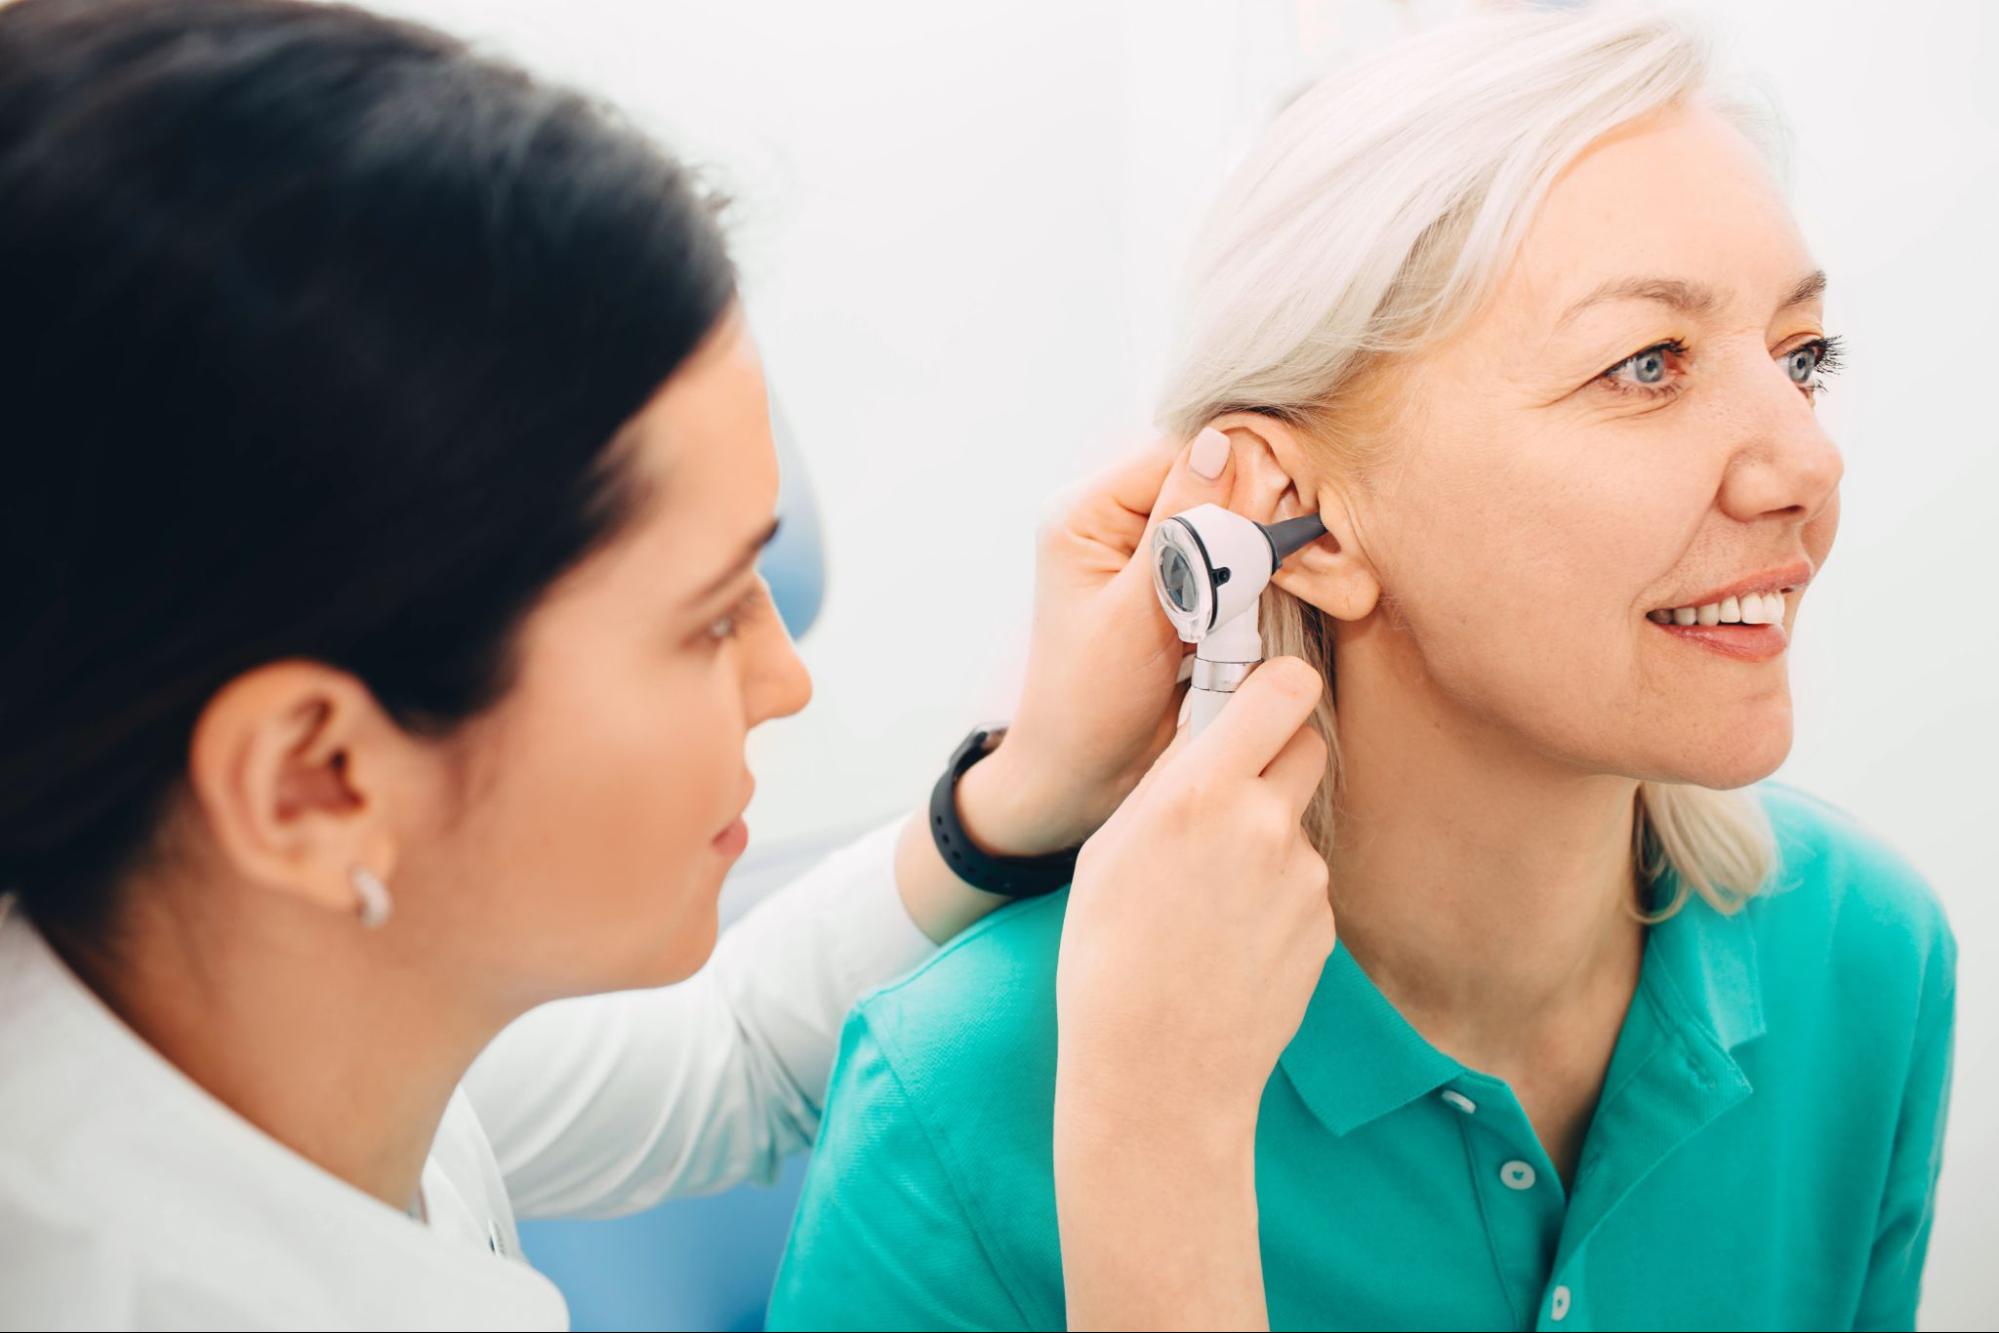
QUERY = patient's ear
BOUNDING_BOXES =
[1208,411,1381,623]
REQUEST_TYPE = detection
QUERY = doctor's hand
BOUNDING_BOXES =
[1052,656,1334,1331]
[953,427,1240,858]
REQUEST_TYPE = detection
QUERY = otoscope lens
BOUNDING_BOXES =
[1159,543,1199,614]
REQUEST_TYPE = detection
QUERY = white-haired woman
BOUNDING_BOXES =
[769,8,1955,1330]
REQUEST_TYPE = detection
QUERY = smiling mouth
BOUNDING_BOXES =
[1645,586,1796,627]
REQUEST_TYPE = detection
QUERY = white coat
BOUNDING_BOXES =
[0,821,931,1330]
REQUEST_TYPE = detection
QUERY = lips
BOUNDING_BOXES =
[1649,560,1814,622]
[1643,560,1811,664]
[714,776,755,843]
[1649,616,1789,663]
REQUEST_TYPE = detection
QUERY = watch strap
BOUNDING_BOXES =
[927,727,1080,898]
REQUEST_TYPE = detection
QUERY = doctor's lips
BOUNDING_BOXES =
[712,779,755,857]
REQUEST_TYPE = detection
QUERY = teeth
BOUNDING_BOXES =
[1652,588,1790,627]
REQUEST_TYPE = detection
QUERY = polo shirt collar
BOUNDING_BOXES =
[1277,868,1766,1140]
[1278,941,1461,1138]
[1644,866,1767,1052]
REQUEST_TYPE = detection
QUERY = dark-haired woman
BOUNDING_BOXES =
[0,0,1334,1327]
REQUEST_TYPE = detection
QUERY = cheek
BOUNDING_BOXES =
[453,643,752,993]
[1387,428,1695,687]
[1382,417,1791,781]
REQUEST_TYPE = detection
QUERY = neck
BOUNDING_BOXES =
[1324,619,1646,1068]
[48,876,505,1213]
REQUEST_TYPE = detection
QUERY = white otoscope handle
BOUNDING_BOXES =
[1182,607,1264,739]
[1185,685,1232,737]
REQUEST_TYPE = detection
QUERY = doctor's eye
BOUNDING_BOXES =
[706,584,767,643]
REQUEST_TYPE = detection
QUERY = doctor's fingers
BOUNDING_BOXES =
[1261,719,1330,822]
[1126,426,1238,562]
[1176,656,1325,783]
[1042,429,1234,574]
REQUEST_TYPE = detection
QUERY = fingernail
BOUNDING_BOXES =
[1189,427,1229,480]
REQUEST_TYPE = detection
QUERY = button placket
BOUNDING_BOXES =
[1451,1076,1566,1330]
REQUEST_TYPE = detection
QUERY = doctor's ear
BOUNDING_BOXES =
[186,663,420,919]
[1207,412,1381,623]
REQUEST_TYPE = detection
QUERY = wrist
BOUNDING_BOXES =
[1055,1057,1263,1169]
[954,742,1094,858]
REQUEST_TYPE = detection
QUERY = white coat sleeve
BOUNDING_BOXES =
[460,817,936,1220]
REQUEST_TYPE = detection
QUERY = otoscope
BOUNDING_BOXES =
[1150,505,1329,737]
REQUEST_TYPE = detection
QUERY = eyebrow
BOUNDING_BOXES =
[1556,269,1827,326]
[689,517,782,603]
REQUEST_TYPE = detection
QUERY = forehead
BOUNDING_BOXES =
[617,312,780,561]
[1494,102,1813,331]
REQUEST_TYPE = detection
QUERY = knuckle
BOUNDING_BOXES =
[1251,793,1296,845]
[1173,769,1222,815]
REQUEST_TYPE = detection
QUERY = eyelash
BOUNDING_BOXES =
[704,584,765,644]
[1597,334,1847,401]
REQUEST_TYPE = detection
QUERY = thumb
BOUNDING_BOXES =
[1178,656,1324,780]
[1130,427,1235,573]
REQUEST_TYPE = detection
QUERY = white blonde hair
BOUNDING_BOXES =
[1160,5,1784,918]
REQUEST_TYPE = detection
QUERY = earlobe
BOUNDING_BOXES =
[187,663,403,917]
[1272,519,1380,623]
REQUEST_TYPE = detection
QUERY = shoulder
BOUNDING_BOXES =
[1746,781,1955,1033]
[0,1155,284,1329]
[774,894,1071,1327]
[847,889,1069,1104]
[1752,782,1954,967]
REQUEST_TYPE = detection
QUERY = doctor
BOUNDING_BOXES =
[0,1,1332,1328]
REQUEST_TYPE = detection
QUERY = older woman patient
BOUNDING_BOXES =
[768,9,1954,1331]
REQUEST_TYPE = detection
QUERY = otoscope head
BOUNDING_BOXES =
[1150,503,1328,642]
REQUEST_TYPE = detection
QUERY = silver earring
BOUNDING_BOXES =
[350,866,393,929]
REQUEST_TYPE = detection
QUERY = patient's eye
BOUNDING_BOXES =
[1780,335,1845,397]
[1625,347,1669,384]
[1597,339,1688,398]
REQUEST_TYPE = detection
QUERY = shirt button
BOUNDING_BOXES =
[1499,1159,1537,1191]
[1551,1284,1572,1320]
[1440,1089,1477,1114]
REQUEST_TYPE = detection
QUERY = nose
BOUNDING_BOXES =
[1716,351,1845,528]
[744,606,813,727]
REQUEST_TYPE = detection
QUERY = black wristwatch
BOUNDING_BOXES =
[928,726,1081,898]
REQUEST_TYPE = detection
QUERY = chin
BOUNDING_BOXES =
[1651,713,1794,789]
[615,898,723,990]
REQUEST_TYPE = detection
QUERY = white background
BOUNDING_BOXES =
[370,1,1996,1324]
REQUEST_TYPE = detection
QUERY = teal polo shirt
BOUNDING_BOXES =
[767,784,1956,1331]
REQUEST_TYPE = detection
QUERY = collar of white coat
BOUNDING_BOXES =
[0,898,569,1332]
